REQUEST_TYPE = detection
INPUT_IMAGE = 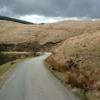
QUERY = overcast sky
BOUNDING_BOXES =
[0,0,100,23]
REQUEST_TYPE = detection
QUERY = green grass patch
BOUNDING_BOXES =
[0,62,14,76]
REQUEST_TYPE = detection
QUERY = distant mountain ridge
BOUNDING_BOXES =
[0,16,33,24]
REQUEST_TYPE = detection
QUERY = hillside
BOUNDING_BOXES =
[1,20,100,52]
[0,16,33,24]
[47,32,100,100]
[1,18,100,99]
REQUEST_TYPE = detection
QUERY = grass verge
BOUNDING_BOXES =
[0,59,25,89]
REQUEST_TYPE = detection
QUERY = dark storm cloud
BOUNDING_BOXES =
[0,0,100,18]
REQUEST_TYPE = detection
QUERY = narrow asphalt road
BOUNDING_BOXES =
[0,53,79,100]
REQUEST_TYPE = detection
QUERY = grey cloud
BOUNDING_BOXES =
[0,0,100,18]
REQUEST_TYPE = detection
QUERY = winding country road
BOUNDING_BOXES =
[0,53,78,100]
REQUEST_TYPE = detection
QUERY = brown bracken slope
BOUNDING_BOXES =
[1,20,100,51]
[47,32,100,100]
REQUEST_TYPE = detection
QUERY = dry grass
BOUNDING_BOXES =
[1,20,100,51]
[47,32,100,100]
[0,20,36,44]
[36,20,100,45]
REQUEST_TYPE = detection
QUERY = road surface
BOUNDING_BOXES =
[0,53,78,100]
